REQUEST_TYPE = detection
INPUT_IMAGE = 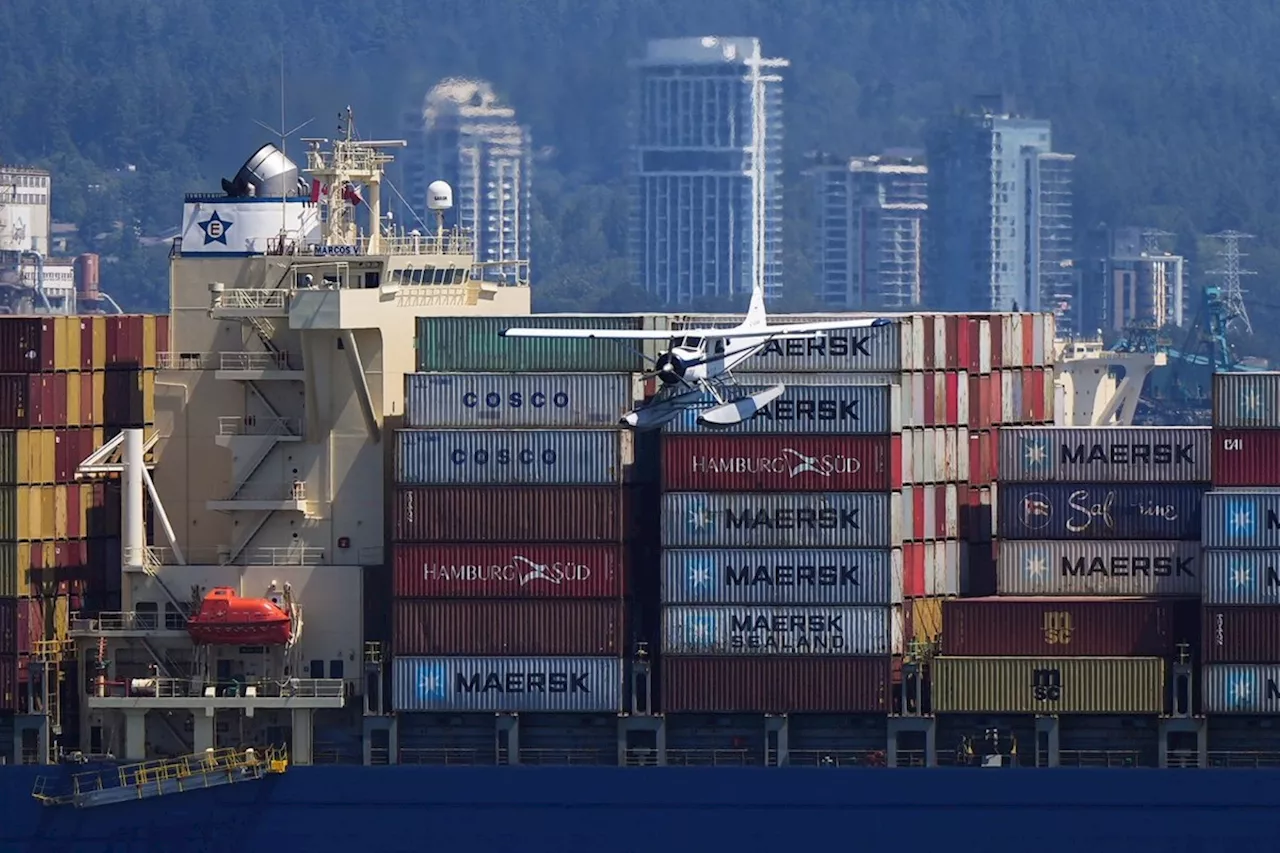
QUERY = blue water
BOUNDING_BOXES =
[1,765,1276,853]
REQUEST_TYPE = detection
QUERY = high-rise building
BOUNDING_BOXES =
[808,152,927,310]
[399,78,531,283]
[925,96,1076,331]
[1080,226,1186,333]
[630,37,787,306]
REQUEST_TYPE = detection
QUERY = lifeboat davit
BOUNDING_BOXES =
[185,587,293,646]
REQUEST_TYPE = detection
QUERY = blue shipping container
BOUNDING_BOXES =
[1202,550,1280,605]
[394,430,625,486]
[663,384,899,435]
[661,548,896,605]
[392,656,623,712]
[995,483,1205,541]
[662,492,898,549]
[1202,664,1280,714]
[1202,491,1280,549]
[661,606,890,655]
[404,373,635,428]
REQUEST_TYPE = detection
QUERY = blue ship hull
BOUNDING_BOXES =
[1,765,1276,853]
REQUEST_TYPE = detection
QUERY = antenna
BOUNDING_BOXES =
[1206,230,1256,335]
[252,49,316,243]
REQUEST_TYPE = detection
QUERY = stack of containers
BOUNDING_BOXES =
[656,382,901,713]
[931,427,1211,716]
[0,314,163,707]
[390,316,646,715]
[1202,372,1280,714]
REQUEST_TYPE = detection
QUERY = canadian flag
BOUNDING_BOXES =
[309,179,364,206]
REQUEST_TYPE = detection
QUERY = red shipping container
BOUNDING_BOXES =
[0,597,16,655]
[990,316,1004,370]
[1204,606,1280,663]
[661,435,895,492]
[107,315,145,367]
[393,486,624,543]
[0,654,15,713]
[80,372,96,425]
[16,598,35,656]
[921,315,936,370]
[392,543,625,598]
[661,656,890,713]
[66,485,81,539]
[392,599,622,656]
[943,597,1192,657]
[157,315,171,356]
[1212,429,1280,487]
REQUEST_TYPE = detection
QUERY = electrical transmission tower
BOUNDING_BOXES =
[1142,229,1174,254]
[1207,230,1256,335]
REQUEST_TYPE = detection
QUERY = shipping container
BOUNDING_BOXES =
[905,596,944,645]
[660,656,890,713]
[661,605,889,656]
[1202,550,1280,605]
[998,427,1211,484]
[15,596,33,655]
[404,373,635,429]
[1202,664,1280,713]
[392,655,623,712]
[0,654,14,712]
[900,484,961,541]
[1212,429,1280,486]
[0,597,14,655]
[392,543,625,598]
[931,656,1164,714]
[663,383,901,435]
[721,319,903,373]
[660,548,896,605]
[661,434,894,492]
[394,430,627,486]
[393,486,624,542]
[1212,372,1280,429]
[1203,606,1280,663]
[994,483,1205,541]
[661,491,898,548]
[899,427,969,484]
[1202,490,1280,549]
[394,599,622,656]
[103,368,154,427]
[899,540,967,597]
[414,315,646,373]
[995,540,1201,596]
[0,318,48,373]
[940,597,1190,657]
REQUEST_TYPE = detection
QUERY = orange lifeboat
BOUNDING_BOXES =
[185,587,293,646]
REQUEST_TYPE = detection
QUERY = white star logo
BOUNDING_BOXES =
[688,505,714,530]
[1229,676,1253,706]
[1231,564,1252,587]
[1230,505,1254,532]
[688,563,712,587]
[1025,553,1049,578]
[1242,390,1262,414]
[1024,439,1048,467]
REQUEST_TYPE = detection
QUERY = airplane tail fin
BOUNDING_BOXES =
[743,275,767,328]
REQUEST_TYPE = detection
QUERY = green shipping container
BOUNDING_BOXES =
[0,542,15,597]
[0,432,13,485]
[932,656,1165,714]
[414,315,647,373]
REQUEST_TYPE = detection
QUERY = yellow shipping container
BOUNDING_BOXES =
[52,316,82,371]
[142,315,157,369]
[54,485,68,539]
[17,541,57,596]
[931,657,1165,715]
[16,431,56,485]
[66,370,81,427]
[92,371,105,425]
[53,594,70,641]
[15,485,58,541]
[908,597,945,648]
[90,316,107,371]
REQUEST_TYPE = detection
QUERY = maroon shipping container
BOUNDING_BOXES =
[393,486,625,542]
[392,543,625,598]
[1212,430,1280,487]
[106,315,146,367]
[0,654,15,712]
[0,318,48,373]
[156,315,171,356]
[392,599,622,656]
[942,597,1192,657]
[661,656,890,713]
[0,597,16,656]
[1204,606,1280,663]
[662,435,895,492]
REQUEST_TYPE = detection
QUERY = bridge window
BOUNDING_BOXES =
[329,660,344,679]
[309,660,325,679]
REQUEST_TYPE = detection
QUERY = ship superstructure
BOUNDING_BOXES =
[69,114,530,765]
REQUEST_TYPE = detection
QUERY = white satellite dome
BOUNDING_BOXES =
[427,181,454,211]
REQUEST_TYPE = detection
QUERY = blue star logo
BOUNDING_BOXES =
[418,662,449,700]
[1225,498,1256,538]
[1238,388,1265,422]
[683,612,719,649]
[685,556,716,589]
[686,500,715,533]
[1226,670,1256,710]
[198,210,232,246]
[1022,436,1051,469]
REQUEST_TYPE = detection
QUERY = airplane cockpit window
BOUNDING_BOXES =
[681,336,703,349]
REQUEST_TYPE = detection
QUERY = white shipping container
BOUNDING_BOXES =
[978,319,993,374]
[1003,315,1023,368]
[391,656,623,713]
[1202,664,1280,714]
[660,548,897,605]
[901,428,970,484]
[996,540,1202,596]
[916,539,965,596]
[661,606,890,655]
[998,427,1212,484]
[1202,551,1280,605]
[403,373,637,428]
[892,604,904,656]
[661,492,900,549]
[899,483,961,541]
[393,429,627,486]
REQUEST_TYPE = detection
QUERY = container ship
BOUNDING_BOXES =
[1,125,1279,852]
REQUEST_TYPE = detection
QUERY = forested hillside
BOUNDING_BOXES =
[2,0,1278,350]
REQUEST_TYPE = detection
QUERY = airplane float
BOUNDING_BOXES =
[499,280,889,431]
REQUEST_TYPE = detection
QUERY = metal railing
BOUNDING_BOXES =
[217,416,300,437]
[217,481,307,503]
[126,544,325,567]
[1056,749,1144,768]
[157,352,215,370]
[211,289,289,311]
[98,677,344,700]
[398,748,497,766]
[218,352,295,372]
[784,749,888,768]
[77,611,188,633]
[1205,750,1280,768]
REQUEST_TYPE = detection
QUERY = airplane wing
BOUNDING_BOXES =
[499,317,891,341]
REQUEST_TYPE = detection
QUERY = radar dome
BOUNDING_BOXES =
[427,181,454,211]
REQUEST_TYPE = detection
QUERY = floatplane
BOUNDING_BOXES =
[499,280,890,431]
